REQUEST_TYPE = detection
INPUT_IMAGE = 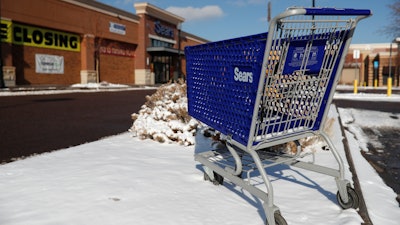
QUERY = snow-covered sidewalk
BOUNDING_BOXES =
[339,108,400,225]
[0,82,158,97]
[1,105,399,224]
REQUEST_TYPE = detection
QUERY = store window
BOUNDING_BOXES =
[149,38,177,83]
[151,39,173,48]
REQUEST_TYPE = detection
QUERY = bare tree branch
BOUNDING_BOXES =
[383,0,400,39]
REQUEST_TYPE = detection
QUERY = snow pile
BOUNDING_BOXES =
[70,81,130,89]
[129,80,198,146]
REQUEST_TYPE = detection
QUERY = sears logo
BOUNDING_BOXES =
[234,67,253,83]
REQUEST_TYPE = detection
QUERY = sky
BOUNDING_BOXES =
[96,0,398,44]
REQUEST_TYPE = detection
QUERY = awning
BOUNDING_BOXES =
[146,47,184,56]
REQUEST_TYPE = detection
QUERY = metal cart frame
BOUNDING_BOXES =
[185,7,371,225]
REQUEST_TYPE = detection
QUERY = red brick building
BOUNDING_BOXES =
[341,43,400,87]
[0,0,208,86]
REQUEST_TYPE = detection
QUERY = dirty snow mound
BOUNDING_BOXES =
[129,80,198,146]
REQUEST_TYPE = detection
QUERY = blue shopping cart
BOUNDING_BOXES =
[185,7,371,225]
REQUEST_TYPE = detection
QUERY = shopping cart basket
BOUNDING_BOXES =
[185,7,371,225]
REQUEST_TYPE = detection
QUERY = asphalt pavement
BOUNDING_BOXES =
[0,89,156,163]
[333,88,400,205]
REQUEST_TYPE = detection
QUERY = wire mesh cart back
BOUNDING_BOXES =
[186,7,371,225]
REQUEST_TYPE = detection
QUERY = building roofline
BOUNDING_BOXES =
[350,43,398,49]
[134,2,184,26]
[61,0,140,24]
[182,31,209,44]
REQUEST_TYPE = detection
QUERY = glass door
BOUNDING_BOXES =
[153,56,172,83]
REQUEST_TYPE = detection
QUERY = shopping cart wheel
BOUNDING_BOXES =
[336,186,359,209]
[266,212,287,225]
[203,171,224,185]
[203,172,211,181]
[213,172,224,185]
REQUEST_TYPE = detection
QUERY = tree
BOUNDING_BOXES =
[384,0,400,39]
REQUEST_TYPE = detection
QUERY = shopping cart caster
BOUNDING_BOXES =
[203,171,224,185]
[266,212,287,225]
[203,172,211,181]
[336,186,359,209]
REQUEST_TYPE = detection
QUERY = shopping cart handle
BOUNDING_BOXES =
[304,7,372,16]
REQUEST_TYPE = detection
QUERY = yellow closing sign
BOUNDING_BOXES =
[0,20,12,43]
[1,20,80,52]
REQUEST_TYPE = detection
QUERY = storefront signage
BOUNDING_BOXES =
[100,46,135,57]
[35,54,64,74]
[0,19,80,52]
[109,22,126,35]
[353,49,360,59]
[154,21,174,39]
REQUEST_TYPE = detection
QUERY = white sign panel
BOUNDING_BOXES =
[109,22,126,35]
[353,49,360,59]
[35,54,64,74]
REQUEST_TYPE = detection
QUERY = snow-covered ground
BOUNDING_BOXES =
[0,85,399,225]
[0,82,157,97]
[339,108,400,225]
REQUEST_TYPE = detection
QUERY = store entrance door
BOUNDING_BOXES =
[154,62,169,83]
[153,56,173,84]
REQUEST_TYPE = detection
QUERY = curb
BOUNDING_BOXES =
[336,105,373,225]
[0,84,160,96]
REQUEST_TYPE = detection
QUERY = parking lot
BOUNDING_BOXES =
[0,89,156,163]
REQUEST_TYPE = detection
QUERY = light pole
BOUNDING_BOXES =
[353,49,360,94]
[388,37,400,96]
[388,42,393,96]
[177,22,182,80]
[395,37,400,87]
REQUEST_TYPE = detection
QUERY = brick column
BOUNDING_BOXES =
[80,34,97,84]
[134,14,153,85]
[1,42,16,86]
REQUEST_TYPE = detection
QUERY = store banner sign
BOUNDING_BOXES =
[109,22,126,35]
[99,46,135,57]
[35,54,64,74]
[0,19,12,43]
[1,19,80,52]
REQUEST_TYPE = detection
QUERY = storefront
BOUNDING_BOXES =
[0,18,82,85]
[134,3,190,85]
[0,0,208,87]
[342,43,400,87]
